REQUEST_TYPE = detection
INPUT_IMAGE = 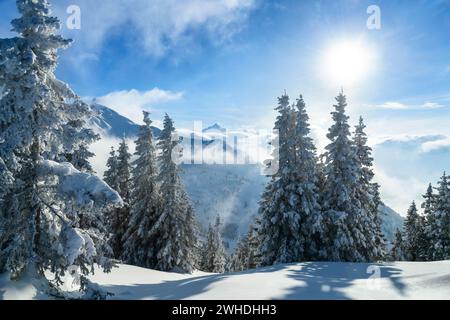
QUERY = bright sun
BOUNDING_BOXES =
[322,39,376,88]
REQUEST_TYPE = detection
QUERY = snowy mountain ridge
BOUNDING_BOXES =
[89,103,161,138]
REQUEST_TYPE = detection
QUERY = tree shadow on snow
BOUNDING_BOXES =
[100,263,408,300]
[281,262,407,300]
[103,273,231,300]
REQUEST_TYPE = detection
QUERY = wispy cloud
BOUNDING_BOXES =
[53,0,256,60]
[96,88,184,123]
[374,101,446,110]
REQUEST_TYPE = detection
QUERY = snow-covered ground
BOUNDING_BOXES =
[1,261,448,300]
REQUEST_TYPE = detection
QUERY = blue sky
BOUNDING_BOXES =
[1,0,450,213]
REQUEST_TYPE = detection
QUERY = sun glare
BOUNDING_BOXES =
[321,39,376,88]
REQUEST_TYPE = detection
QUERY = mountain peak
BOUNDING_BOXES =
[203,123,225,132]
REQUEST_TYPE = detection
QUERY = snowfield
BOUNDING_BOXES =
[1,261,449,300]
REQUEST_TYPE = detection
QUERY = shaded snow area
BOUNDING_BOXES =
[1,261,448,300]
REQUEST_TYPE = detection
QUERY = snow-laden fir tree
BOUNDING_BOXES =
[122,112,160,267]
[390,229,406,261]
[0,157,14,272]
[228,223,259,272]
[422,184,436,217]
[420,183,435,260]
[403,201,426,261]
[117,139,132,203]
[290,95,325,260]
[353,117,386,260]
[323,91,367,262]
[371,183,387,260]
[149,114,197,272]
[426,173,450,261]
[65,131,99,173]
[201,216,227,273]
[0,0,122,296]
[228,236,248,272]
[107,139,132,259]
[258,93,305,265]
[104,147,120,191]
[0,157,13,210]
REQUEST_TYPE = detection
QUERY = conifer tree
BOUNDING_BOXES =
[258,93,304,265]
[420,183,435,260]
[371,183,387,260]
[404,202,425,261]
[69,139,98,173]
[229,223,260,272]
[108,139,132,259]
[0,0,121,296]
[390,229,406,261]
[291,95,324,260]
[323,91,366,262]
[150,114,197,272]
[422,183,436,217]
[353,117,386,260]
[104,147,120,191]
[426,173,450,260]
[0,157,14,272]
[201,216,227,273]
[122,112,160,267]
[228,236,248,272]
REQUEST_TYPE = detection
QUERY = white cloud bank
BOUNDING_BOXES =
[96,88,184,124]
[374,101,446,110]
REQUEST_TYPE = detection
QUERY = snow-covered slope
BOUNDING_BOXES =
[181,164,267,249]
[182,164,403,249]
[2,261,449,300]
[89,103,160,138]
[379,205,404,249]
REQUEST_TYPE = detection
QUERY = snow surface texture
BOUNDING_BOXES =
[1,261,448,300]
[88,104,404,249]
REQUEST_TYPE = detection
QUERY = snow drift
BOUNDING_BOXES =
[1,261,449,300]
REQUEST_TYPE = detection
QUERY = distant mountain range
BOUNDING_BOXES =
[88,103,404,249]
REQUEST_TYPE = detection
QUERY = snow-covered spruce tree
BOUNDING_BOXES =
[422,183,436,217]
[0,157,14,272]
[403,201,426,261]
[201,216,227,273]
[107,139,132,259]
[390,229,406,261]
[426,173,450,261]
[228,236,248,272]
[150,114,197,272]
[290,95,325,260]
[228,223,260,272]
[353,117,386,260]
[420,183,435,261]
[65,128,99,174]
[122,112,160,267]
[0,0,122,296]
[104,147,119,190]
[371,183,387,260]
[0,157,13,210]
[244,222,260,269]
[258,93,305,265]
[323,91,367,262]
